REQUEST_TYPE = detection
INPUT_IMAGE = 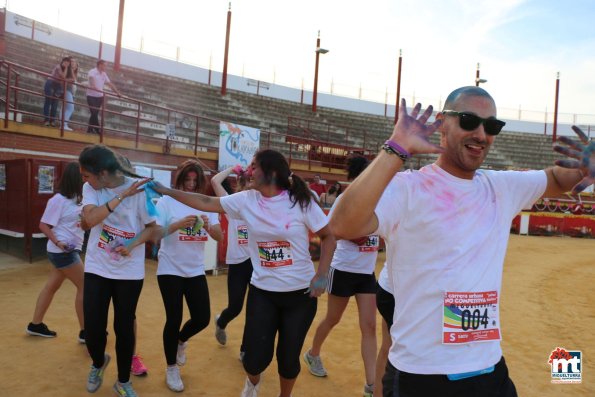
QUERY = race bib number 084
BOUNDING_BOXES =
[442,291,501,344]
[257,241,293,267]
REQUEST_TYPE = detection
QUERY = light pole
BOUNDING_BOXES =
[394,49,403,124]
[221,3,232,96]
[553,72,560,142]
[475,63,487,86]
[114,0,125,71]
[312,31,329,113]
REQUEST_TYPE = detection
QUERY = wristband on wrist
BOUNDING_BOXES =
[105,202,114,213]
[115,194,123,201]
[382,140,410,162]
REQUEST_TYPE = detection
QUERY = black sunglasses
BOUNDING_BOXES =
[442,110,505,136]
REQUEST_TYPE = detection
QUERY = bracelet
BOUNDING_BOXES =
[382,140,410,162]
[115,194,123,201]
[105,202,114,213]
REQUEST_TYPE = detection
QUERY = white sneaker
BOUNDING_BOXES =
[240,377,260,397]
[63,124,73,131]
[176,341,187,366]
[166,365,184,392]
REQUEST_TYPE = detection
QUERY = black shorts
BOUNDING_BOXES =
[327,267,376,297]
[382,356,517,397]
[376,283,395,328]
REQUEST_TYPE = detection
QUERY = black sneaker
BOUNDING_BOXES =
[78,329,86,344]
[26,322,57,338]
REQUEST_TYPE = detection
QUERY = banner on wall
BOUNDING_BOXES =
[218,122,260,171]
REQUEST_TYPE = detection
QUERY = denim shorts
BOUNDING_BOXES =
[47,250,82,269]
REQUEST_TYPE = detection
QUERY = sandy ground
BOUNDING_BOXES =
[0,234,593,396]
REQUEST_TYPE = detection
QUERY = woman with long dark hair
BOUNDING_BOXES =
[210,165,252,359]
[79,144,156,397]
[26,162,85,341]
[43,56,70,127]
[152,149,336,397]
[155,159,222,392]
[63,58,79,131]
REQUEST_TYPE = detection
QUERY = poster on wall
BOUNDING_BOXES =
[38,166,55,194]
[218,121,260,171]
[0,164,5,190]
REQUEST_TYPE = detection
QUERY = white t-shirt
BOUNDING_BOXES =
[86,67,111,98]
[225,216,251,265]
[220,190,327,292]
[82,177,155,280]
[41,193,84,253]
[329,195,379,274]
[375,164,546,375]
[156,196,219,277]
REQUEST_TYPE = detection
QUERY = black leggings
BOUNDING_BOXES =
[376,283,395,328]
[216,258,253,351]
[242,285,317,379]
[157,274,211,366]
[382,357,517,397]
[83,272,143,383]
[86,95,103,133]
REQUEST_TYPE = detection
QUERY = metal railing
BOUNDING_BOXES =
[0,60,368,171]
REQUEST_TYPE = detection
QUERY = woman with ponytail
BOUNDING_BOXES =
[79,144,157,397]
[153,149,336,397]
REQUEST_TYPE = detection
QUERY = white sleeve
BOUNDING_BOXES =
[219,191,248,220]
[488,170,547,217]
[374,174,408,240]
[304,200,328,233]
[82,182,100,207]
[207,211,220,226]
[155,197,169,226]
[40,194,63,227]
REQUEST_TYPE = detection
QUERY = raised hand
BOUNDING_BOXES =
[554,125,595,193]
[122,177,152,198]
[388,98,444,156]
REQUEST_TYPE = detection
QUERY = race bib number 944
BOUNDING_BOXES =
[257,241,293,267]
[442,291,501,344]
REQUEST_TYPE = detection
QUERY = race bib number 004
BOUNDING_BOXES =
[257,241,293,268]
[442,291,501,344]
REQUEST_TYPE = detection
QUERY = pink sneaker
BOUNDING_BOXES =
[131,354,148,376]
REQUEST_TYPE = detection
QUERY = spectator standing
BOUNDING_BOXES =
[319,182,342,208]
[155,160,223,392]
[26,162,85,342]
[86,60,121,134]
[63,58,79,131]
[43,56,70,127]
[309,174,327,197]
[331,88,591,397]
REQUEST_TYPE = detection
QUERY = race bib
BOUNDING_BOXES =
[442,291,501,344]
[257,241,293,267]
[237,225,248,245]
[358,235,380,252]
[98,224,135,249]
[178,226,208,242]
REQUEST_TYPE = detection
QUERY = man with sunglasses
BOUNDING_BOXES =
[330,86,593,397]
